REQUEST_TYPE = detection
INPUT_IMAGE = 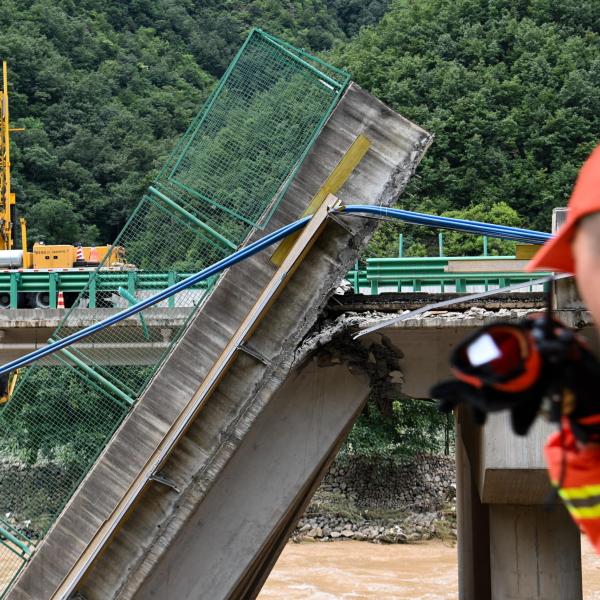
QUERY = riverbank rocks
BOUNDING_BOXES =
[292,454,456,544]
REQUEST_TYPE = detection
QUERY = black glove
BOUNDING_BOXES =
[431,377,543,436]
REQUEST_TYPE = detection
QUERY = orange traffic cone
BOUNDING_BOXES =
[76,245,84,262]
[57,291,65,309]
[88,246,99,263]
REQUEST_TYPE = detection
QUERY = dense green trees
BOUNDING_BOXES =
[1,0,383,246]
[333,0,600,256]
[4,0,597,253]
[343,397,453,459]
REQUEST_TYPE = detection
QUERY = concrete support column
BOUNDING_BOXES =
[456,406,582,599]
[456,409,491,600]
[489,504,582,600]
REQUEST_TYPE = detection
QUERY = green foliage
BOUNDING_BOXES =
[0,366,150,468]
[26,197,100,245]
[343,397,453,459]
[440,201,521,256]
[325,0,392,38]
[0,1,389,247]
[333,0,600,234]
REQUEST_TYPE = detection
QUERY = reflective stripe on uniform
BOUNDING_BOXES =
[556,483,600,519]
[561,501,600,520]
[556,483,600,500]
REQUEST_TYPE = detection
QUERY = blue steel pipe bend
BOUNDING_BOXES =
[0,205,551,377]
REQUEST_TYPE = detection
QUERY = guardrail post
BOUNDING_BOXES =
[456,278,466,293]
[483,236,488,256]
[370,279,378,295]
[10,272,19,309]
[127,271,136,296]
[438,232,444,257]
[398,233,404,257]
[167,272,176,308]
[49,273,58,308]
[88,274,97,309]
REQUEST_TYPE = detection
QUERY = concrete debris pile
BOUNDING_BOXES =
[293,454,456,544]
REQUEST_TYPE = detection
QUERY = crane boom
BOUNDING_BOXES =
[0,61,15,250]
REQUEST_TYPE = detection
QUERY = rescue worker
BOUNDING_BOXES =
[527,143,600,552]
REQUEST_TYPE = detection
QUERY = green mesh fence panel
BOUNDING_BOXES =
[0,29,348,596]
[156,29,349,232]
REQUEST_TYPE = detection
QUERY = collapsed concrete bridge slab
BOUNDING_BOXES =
[8,83,431,599]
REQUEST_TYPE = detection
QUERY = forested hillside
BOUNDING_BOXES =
[0,0,598,252]
[333,0,600,255]
[0,0,388,245]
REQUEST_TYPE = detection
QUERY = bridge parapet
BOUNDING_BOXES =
[348,255,550,295]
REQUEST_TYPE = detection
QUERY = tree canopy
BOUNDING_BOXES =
[333,0,600,255]
[1,0,388,245]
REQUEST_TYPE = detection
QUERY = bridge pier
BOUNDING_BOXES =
[456,409,491,599]
[130,359,370,599]
[457,408,583,600]
[489,504,581,599]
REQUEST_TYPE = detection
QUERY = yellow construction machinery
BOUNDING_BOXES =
[0,369,19,405]
[0,59,19,254]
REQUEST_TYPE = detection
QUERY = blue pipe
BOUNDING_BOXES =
[342,206,551,244]
[0,205,551,377]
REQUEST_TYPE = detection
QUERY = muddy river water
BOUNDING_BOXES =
[259,537,600,599]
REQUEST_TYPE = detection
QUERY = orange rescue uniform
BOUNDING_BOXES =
[545,421,600,552]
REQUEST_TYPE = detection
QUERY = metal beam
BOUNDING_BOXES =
[270,134,371,266]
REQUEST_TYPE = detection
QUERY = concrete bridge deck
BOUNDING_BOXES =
[7,83,436,600]
[0,308,190,366]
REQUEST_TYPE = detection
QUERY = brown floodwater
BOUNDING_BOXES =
[259,540,457,600]
[259,537,600,599]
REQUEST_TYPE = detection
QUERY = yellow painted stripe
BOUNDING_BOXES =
[558,484,600,500]
[270,134,371,267]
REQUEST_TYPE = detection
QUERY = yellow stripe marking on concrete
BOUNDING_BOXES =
[270,134,371,267]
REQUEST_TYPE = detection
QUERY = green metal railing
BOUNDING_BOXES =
[348,256,550,294]
[0,519,30,595]
[0,270,212,309]
[0,29,349,597]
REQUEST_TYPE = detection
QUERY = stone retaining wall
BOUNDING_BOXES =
[294,454,456,544]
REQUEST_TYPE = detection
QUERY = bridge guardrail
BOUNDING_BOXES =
[348,255,548,294]
[0,271,214,309]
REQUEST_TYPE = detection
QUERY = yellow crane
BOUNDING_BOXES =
[0,60,22,252]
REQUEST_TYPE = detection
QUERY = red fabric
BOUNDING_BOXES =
[528,144,600,274]
[545,422,600,553]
